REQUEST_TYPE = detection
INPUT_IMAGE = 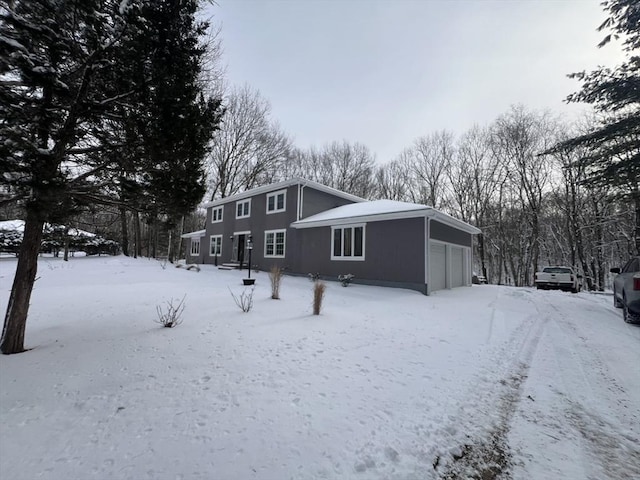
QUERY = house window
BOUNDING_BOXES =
[190,238,200,256]
[211,207,223,223]
[236,199,251,219]
[331,225,365,261]
[210,235,222,256]
[266,190,286,214]
[264,229,286,258]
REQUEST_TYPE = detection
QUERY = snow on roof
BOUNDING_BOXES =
[0,220,96,237]
[291,200,482,234]
[181,229,206,239]
[0,220,25,232]
[293,200,430,227]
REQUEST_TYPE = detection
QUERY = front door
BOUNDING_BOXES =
[237,234,245,268]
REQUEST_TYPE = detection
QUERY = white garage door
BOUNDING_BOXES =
[430,243,447,292]
[451,246,464,288]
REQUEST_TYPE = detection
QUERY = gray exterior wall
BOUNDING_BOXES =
[198,184,299,269]
[430,220,472,247]
[300,187,356,219]
[184,235,205,264]
[186,184,358,271]
[293,217,426,292]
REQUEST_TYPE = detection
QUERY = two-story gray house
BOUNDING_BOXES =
[182,178,481,295]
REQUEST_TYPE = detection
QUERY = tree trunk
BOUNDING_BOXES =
[478,233,487,279]
[167,229,174,263]
[120,207,129,257]
[176,215,185,263]
[634,190,640,256]
[63,225,70,261]
[134,211,141,258]
[1,211,44,354]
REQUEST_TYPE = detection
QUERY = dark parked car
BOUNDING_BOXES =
[610,256,640,324]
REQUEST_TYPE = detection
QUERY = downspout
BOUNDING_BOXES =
[297,182,301,221]
[425,214,431,295]
[297,181,307,221]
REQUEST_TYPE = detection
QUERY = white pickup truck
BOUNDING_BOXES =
[535,266,582,293]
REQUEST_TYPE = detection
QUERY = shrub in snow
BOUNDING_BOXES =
[155,295,186,328]
[313,281,326,315]
[269,265,283,299]
[0,229,22,255]
[229,286,254,313]
[338,273,354,287]
[308,272,321,282]
[0,219,119,256]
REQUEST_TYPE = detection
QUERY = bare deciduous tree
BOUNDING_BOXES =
[206,85,292,199]
[287,141,376,198]
[411,130,454,209]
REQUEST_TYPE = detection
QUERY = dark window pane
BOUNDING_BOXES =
[266,233,274,255]
[268,196,275,211]
[344,228,352,256]
[277,194,284,210]
[354,227,363,256]
[333,229,342,256]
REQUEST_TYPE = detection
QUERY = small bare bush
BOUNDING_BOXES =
[155,295,186,328]
[313,281,326,315]
[229,286,254,312]
[269,265,283,299]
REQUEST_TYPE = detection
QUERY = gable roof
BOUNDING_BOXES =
[202,177,366,208]
[291,199,481,234]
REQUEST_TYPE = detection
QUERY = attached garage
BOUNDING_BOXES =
[451,246,465,288]
[427,219,475,294]
[291,199,481,295]
[429,243,447,292]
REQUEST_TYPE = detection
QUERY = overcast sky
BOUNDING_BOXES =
[209,0,623,163]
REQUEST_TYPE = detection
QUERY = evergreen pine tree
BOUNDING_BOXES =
[551,0,639,253]
[0,0,222,354]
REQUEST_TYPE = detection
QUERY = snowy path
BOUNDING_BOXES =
[0,256,638,479]
[509,290,640,480]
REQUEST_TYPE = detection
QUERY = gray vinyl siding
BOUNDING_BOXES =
[193,184,356,269]
[300,187,356,219]
[294,217,425,290]
[430,220,472,247]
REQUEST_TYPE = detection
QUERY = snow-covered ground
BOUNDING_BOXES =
[0,256,638,479]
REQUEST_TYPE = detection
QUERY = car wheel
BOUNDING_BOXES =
[623,295,632,323]
[613,287,622,308]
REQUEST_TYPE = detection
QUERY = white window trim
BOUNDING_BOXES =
[264,229,286,258]
[190,238,200,256]
[209,235,222,257]
[266,189,287,214]
[236,199,251,219]
[331,224,365,261]
[211,206,223,223]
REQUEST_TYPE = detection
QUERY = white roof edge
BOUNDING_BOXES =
[291,208,481,234]
[181,229,206,239]
[202,178,365,208]
[291,208,431,229]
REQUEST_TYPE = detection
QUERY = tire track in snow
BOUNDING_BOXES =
[524,294,640,480]
[434,288,549,479]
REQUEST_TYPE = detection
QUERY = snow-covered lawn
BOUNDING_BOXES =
[1,256,638,479]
